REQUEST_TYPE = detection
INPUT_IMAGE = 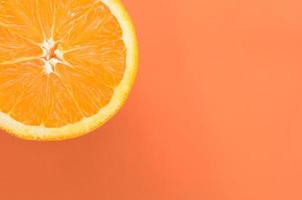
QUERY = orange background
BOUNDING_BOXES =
[1,0,302,199]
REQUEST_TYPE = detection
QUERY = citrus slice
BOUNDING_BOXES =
[0,0,138,141]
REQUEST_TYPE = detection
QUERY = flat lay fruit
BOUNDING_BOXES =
[0,0,138,140]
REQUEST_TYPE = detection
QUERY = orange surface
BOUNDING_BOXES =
[1,0,302,199]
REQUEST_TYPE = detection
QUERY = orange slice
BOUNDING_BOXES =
[0,0,138,141]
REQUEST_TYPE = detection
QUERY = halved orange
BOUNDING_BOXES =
[0,0,138,141]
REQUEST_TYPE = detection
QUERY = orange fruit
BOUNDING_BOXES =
[0,0,138,141]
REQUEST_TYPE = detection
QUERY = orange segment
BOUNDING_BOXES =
[0,60,44,114]
[55,63,114,117]
[0,0,45,42]
[0,0,138,140]
[41,73,84,127]
[0,27,42,62]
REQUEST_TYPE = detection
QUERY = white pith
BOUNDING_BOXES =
[40,38,65,75]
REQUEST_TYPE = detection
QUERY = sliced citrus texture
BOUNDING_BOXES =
[0,0,138,140]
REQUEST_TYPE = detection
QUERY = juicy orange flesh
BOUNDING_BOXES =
[0,0,126,127]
